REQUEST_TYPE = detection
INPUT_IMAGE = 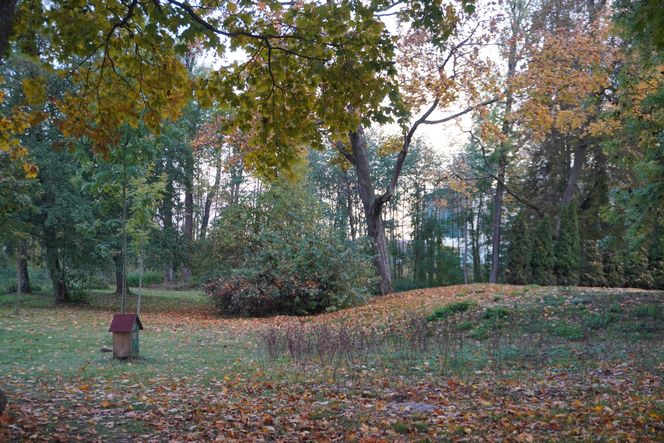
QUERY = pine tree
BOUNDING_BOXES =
[580,240,607,287]
[648,234,664,290]
[555,204,580,286]
[506,212,532,285]
[530,217,555,285]
[602,247,626,288]
[624,247,654,289]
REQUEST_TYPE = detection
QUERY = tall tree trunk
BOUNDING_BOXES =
[182,186,194,284]
[230,157,244,205]
[472,195,484,282]
[490,164,506,283]
[0,0,16,62]
[137,241,144,316]
[47,248,70,303]
[200,150,223,241]
[489,20,518,284]
[114,254,130,296]
[337,102,439,293]
[18,241,31,293]
[560,141,588,208]
[343,170,357,240]
[15,245,21,314]
[463,202,469,284]
[348,128,393,295]
[161,164,176,285]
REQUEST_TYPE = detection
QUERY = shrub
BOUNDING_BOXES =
[555,204,580,285]
[530,218,555,285]
[427,301,476,321]
[602,247,625,288]
[127,271,163,287]
[579,240,607,287]
[505,212,531,285]
[202,180,374,316]
[624,247,654,289]
[481,306,512,320]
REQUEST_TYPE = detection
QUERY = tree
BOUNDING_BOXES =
[202,176,374,316]
[530,218,555,285]
[554,204,580,285]
[505,212,531,285]
[602,246,625,288]
[580,240,607,287]
[487,0,531,284]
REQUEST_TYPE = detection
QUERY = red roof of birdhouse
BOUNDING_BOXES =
[109,314,143,332]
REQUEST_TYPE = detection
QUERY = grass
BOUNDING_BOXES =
[1,284,663,441]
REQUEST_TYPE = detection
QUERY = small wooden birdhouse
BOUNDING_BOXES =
[109,314,143,359]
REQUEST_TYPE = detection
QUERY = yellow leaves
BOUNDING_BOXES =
[515,18,617,138]
[479,120,504,143]
[21,163,39,179]
[376,134,402,156]
[22,77,47,106]
[588,118,622,137]
[553,110,585,133]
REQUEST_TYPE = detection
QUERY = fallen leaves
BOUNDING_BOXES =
[1,284,663,441]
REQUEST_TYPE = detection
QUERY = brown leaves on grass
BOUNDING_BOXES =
[2,363,662,441]
[1,284,663,441]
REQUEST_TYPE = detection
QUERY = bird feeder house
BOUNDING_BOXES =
[109,314,143,359]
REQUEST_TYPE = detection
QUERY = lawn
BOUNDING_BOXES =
[1,285,663,441]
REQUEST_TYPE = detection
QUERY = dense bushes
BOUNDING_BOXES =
[554,205,581,286]
[200,180,375,316]
[504,206,662,289]
[505,213,532,285]
[127,271,163,287]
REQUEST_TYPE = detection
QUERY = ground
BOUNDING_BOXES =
[0,284,663,442]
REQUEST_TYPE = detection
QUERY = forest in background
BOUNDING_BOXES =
[1,0,663,316]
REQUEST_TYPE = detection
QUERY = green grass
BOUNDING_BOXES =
[0,288,248,383]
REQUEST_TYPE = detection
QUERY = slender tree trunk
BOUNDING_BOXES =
[114,254,130,296]
[463,202,469,284]
[18,241,31,293]
[0,0,17,62]
[47,248,70,303]
[230,157,244,205]
[162,166,176,285]
[137,241,144,316]
[122,164,127,312]
[472,195,484,282]
[348,128,393,295]
[343,170,357,240]
[180,139,195,283]
[181,186,194,283]
[200,150,223,241]
[490,166,506,283]
[489,22,518,284]
[559,141,587,209]
[15,246,21,315]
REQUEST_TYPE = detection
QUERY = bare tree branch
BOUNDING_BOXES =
[423,97,498,125]
[376,97,440,207]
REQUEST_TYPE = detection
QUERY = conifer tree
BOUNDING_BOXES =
[506,212,531,285]
[530,217,555,285]
[649,258,664,290]
[580,240,607,287]
[624,247,654,289]
[554,204,580,285]
[602,247,626,288]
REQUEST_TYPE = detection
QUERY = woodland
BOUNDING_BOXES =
[0,0,664,441]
